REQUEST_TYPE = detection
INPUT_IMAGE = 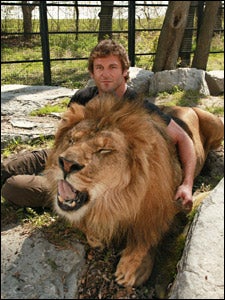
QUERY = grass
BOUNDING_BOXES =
[155,88,224,117]
[1,135,54,159]
[2,50,223,89]
[1,17,224,88]
[156,87,203,105]
[29,97,70,116]
[206,106,224,115]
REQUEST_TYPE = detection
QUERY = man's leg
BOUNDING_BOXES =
[1,174,52,208]
[1,149,49,186]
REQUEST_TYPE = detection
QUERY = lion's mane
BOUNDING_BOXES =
[45,95,183,286]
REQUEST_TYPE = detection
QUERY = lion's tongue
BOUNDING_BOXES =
[58,179,76,200]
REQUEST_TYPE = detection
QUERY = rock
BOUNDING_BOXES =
[1,85,78,149]
[127,67,154,95]
[205,70,224,96]
[149,68,210,96]
[168,178,224,299]
[1,115,59,150]
[1,226,85,299]
[1,85,77,117]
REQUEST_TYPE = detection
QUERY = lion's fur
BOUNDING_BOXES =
[45,94,224,287]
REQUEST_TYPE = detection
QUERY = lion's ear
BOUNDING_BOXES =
[60,103,85,127]
[52,103,85,154]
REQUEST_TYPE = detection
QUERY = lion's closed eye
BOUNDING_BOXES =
[97,148,113,154]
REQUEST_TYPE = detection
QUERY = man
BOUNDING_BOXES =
[1,39,196,212]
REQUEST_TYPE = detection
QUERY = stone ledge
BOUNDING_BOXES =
[168,178,224,299]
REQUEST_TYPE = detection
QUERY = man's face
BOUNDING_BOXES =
[90,55,128,96]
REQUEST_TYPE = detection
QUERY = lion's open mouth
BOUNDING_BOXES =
[57,179,89,211]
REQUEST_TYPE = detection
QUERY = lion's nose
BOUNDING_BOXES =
[58,156,84,175]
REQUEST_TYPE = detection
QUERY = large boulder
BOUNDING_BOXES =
[205,70,224,96]
[127,67,154,95]
[168,178,224,299]
[149,68,210,96]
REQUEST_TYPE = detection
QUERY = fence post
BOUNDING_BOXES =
[39,1,51,85]
[128,1,135,66]
[197,1,204,40]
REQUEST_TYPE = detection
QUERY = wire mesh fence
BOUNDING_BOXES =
[1,1,224,86]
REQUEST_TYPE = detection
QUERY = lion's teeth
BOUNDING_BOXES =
[71,201,76,207]
[58,194,64,203]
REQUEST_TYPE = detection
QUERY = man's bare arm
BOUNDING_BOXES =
[166,119,197,212]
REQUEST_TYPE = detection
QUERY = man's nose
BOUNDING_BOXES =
[101,69,110,77]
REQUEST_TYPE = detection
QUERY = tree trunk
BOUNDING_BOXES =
[179,1,197,67]
[98,1,114,42]
[191,1,220,70]
[21,1,38,41]
[152,1,191,72]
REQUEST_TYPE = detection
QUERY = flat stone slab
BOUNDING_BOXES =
[1,84,77,116]
[1,115,60,149]
[1,85,78,148]
[1,226,85,299]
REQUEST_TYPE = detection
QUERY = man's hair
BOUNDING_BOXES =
[88,39,130,81]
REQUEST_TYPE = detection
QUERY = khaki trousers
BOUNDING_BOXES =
[1,149,52,208]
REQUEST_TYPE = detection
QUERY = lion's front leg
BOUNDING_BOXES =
[76,222,105,249]
[86,234,105,249]
[115,247,156,287]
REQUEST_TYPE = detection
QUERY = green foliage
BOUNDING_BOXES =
[206,106,224,115]
[2,135,54,159]
[135,31,159,69]
[207,53,224,71]
[1,18,223,88]
[156,88,203,106]
[29,105,62,116]
[2,61,44,86]
[155,88,224,116]
[2,137,23,156]
[29,97,70,116]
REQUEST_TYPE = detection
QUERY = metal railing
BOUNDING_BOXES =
[1,1,224,85]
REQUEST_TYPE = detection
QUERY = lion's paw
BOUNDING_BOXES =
[86,235,104,249]
[115,252,154,287]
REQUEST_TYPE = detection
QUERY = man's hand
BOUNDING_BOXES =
[175,183,193,213]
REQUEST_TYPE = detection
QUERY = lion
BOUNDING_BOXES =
[44,94,224,287]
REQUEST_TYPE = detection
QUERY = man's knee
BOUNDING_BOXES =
[2,175,28,204]
[1,175,51,208]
